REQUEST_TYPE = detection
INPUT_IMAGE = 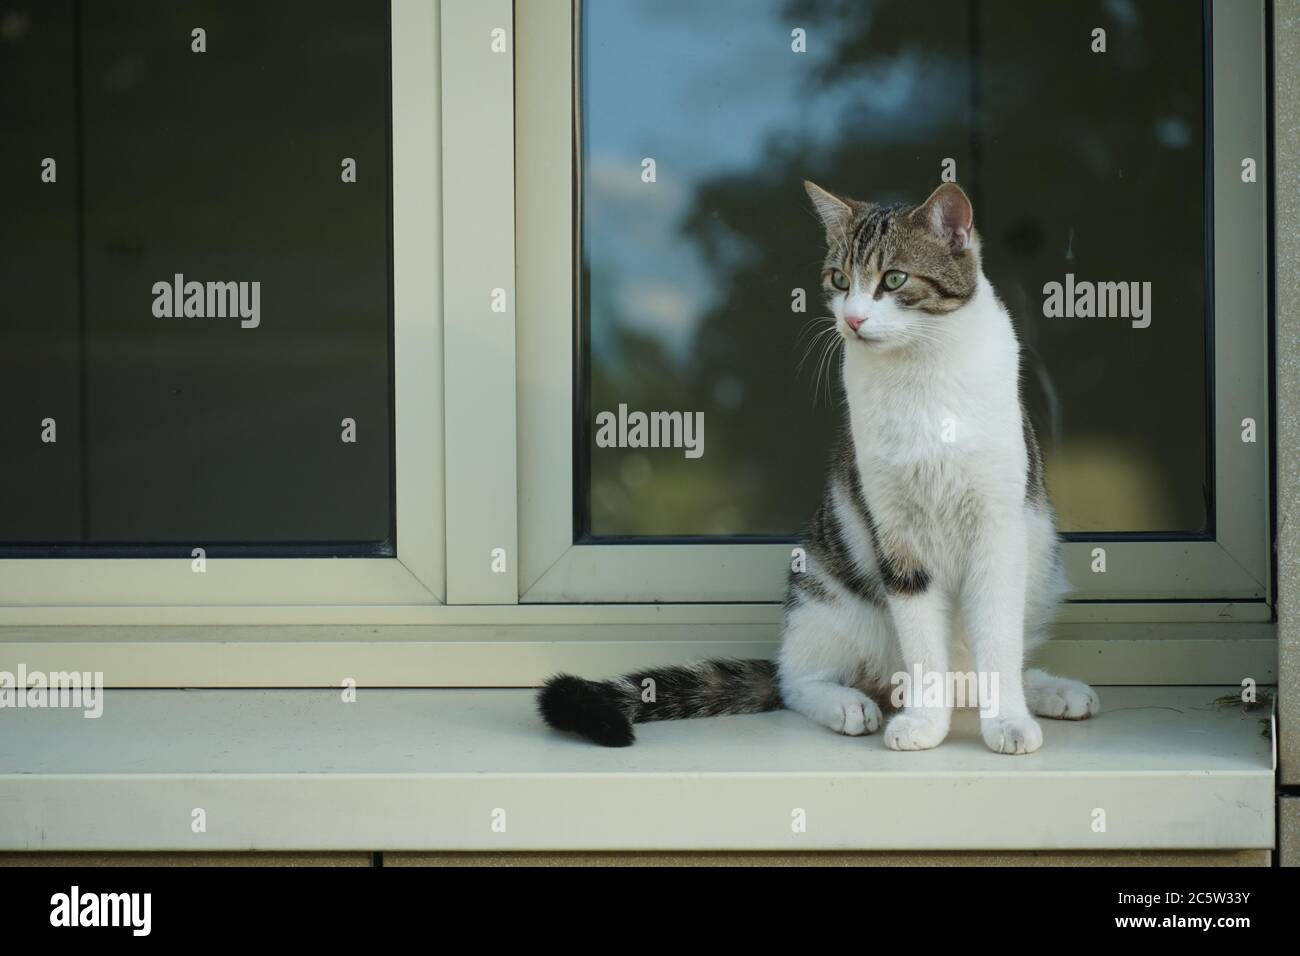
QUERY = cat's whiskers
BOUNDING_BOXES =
[796,319,841,395]
[898,324,954,352]
[796,319,838,373]
[810,324,845,406]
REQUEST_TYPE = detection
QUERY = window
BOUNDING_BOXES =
[0,0,1280,862]
[515,0,1269,607]
[0,0,442,607]
[0,0,1272,686]
[2,1,392,554]
[580,0,1208,540]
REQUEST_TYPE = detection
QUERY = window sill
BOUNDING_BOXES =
[0,686,1273,852]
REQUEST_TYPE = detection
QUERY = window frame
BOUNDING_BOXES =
[514,0,1271,610]
[0,0,445,615]
[0,0,1277,691]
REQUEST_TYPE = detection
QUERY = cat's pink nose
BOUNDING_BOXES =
[845,314,866,331]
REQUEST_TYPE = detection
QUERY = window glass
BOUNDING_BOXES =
[0,0,393,554]
[579,0,1208,540]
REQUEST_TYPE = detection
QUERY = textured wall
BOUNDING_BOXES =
[1277,1,1300,787]
[1283,797,1300,865]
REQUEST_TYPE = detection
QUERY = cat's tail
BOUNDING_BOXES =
[537,658,783,747]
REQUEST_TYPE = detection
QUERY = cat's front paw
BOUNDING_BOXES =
[982,715,1043,755]
[883,712,948,751]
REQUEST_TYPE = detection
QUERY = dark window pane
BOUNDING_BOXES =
[579,0,1208,540]
[0,1,81,542]
[0,0,393,554]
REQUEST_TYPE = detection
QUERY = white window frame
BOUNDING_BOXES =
[0,0,1276,692]
[513,0,1271,610]
[0,0,445,616]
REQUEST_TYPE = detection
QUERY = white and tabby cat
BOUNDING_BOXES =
[539,181,1099,754]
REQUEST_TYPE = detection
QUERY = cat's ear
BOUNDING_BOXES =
[914,182,973,254]
[804,180,854,234]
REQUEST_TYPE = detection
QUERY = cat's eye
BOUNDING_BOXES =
[883,270,908,291]
[830,269,850,291]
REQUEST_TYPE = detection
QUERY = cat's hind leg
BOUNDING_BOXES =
[782,678,882,736]
[1024,667,1100,720]
[777,596,883,736]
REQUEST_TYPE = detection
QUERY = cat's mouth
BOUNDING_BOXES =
[844,326,885,345]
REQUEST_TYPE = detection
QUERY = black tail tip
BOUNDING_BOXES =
[537,674,635,747]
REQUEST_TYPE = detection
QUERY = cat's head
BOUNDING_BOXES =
[804,180,980,351]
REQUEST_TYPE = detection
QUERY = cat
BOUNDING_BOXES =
[538,181,1100,755]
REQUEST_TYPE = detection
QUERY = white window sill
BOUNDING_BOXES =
[0,686,1273,852]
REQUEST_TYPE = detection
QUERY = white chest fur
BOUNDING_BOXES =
[840,279,1027,580]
